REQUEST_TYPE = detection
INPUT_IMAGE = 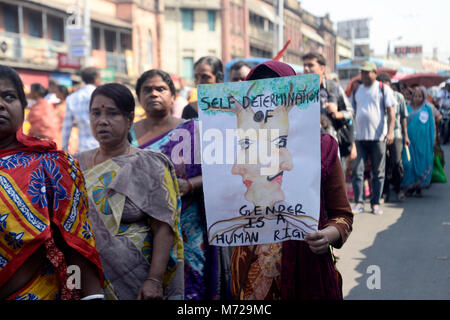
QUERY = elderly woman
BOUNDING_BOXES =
[401,86,436,197]
[129,69,230,299]
[230,61,354,300]
[75,83,184,300]
[0,65,103,300]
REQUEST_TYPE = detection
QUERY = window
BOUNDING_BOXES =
[92,27,101,50]
[3,4,19,33]
[26,8,42,38]
[182,57,194,79]
[181,9,194,31]
[208,11,215,31]
[47,15,64,42]
[120,32,132,53]
[104,29,117,52]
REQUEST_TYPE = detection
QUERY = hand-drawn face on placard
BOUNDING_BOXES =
[230,84,294,208]
[198,74,321,246]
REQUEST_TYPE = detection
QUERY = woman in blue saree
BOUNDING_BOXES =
[401,86,435,196]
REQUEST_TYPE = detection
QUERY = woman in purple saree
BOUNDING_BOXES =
[130,69,230,300]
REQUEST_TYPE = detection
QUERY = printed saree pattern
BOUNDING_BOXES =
[131,120,214,299]
[0,129,103,299]
[82,151,184,299]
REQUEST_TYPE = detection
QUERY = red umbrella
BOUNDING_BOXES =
[398,73,446,88]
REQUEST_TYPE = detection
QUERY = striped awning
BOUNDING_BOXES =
[301,26,325,46]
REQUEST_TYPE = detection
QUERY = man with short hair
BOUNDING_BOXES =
[303,52,355,161]
[351,61,396,215]
[61,67,101,152]
[377,73,410,202]
[45,78,61,105]
[229,60,252,82]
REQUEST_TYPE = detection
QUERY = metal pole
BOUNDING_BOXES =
[351,28,355,58]
[278,0,284,59]
[18,5,24,35]
[387,40,390,59]
[84,0,91,66]
[42,11,48,40]
[18,5,24,59]
[176,1,181,76]
[272,1,277,57]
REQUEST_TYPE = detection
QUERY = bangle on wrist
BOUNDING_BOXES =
[81,294,105,300]
[146,277,162,285]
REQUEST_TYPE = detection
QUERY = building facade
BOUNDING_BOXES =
[0,0,162,88]
[163,0,221,81]
[335,36,353,65]
[0,0,340,88]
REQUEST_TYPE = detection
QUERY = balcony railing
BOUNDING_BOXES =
[0,31,67,68]
[0,31,127,74]
[249,25,274,43]
[106,52,127,74]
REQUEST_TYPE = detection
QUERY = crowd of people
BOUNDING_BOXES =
[343,62,448,210]
[0,51,448,300]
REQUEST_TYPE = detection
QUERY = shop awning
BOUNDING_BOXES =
[248,0,276,22]
[301,26,325,46]
[16,69,50,91]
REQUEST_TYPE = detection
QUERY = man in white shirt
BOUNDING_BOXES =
[351,61,396,215]
[61,67,101,152]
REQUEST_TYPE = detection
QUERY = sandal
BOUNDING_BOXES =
[352,203,364,215]
[372,205,384,216]
[415,189,423,197]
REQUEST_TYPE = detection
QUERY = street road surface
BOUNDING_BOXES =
[336,143,450,300]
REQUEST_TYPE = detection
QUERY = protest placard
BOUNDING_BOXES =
[198,74,321,246]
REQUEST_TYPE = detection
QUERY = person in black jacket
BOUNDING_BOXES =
[302,52,355,163]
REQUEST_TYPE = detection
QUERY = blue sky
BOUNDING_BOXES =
[298,0,450,63]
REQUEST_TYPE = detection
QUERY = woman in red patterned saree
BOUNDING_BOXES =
[0,65,104,300]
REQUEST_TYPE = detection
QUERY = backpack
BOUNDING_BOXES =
[326,80,355,157]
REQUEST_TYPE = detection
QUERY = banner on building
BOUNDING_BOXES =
[394,46,423,56]
[90,50,107,69]
[100,68,115,83]
[67,26,88,58]
[57,53,81,69]
[198,74,321,246]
